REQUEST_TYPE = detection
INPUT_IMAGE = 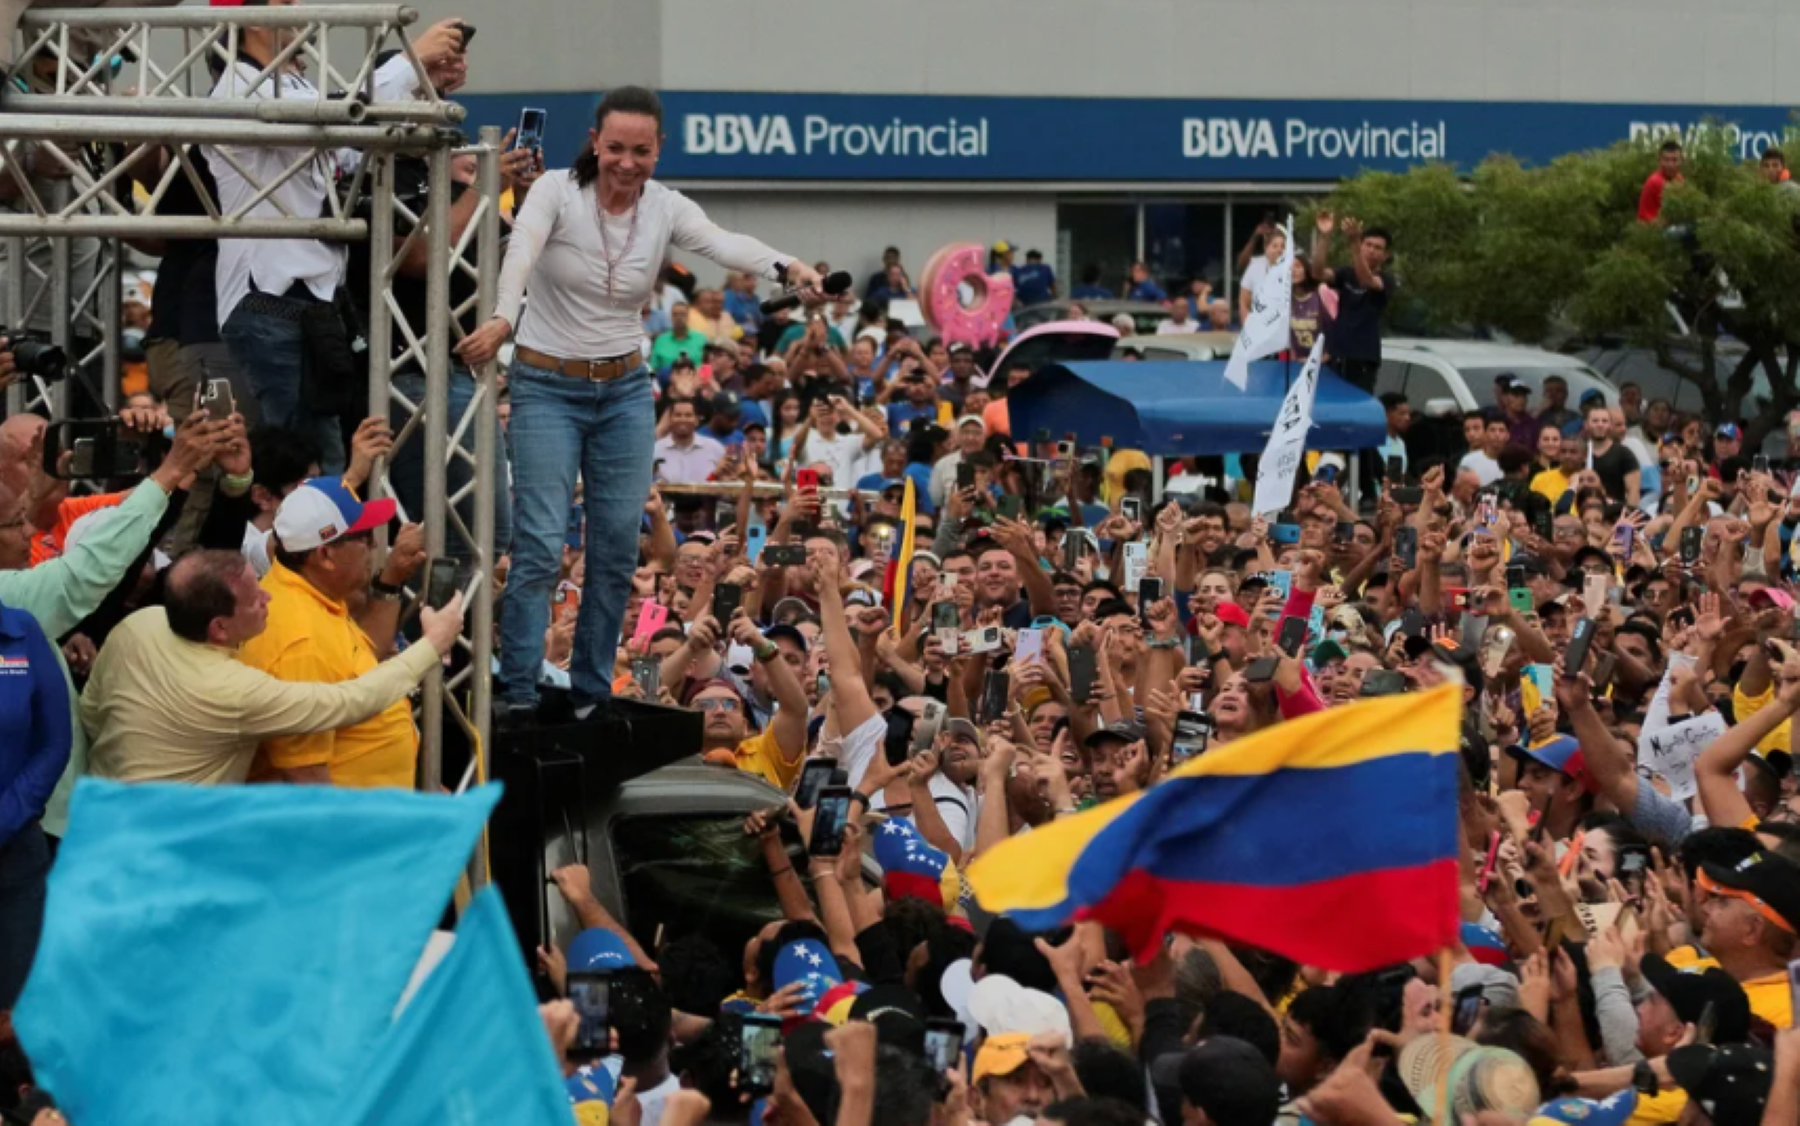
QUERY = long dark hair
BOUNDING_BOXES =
[573,85,664,189]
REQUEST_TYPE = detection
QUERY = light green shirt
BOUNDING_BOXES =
[0,479,170,835]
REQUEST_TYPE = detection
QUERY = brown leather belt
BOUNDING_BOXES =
[514,345,639,382]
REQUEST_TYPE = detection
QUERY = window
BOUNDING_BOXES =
[1376,360,1459,414]
[610,814,799,957]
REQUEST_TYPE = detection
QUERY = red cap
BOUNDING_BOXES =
[1213,603,1251,628]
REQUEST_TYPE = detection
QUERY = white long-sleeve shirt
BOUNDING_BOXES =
[206,55,422,322]
[495,175,788,361]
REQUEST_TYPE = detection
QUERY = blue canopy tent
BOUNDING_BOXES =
[1006,360,1388,456]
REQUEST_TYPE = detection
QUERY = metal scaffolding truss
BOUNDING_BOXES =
[1,8,502,861]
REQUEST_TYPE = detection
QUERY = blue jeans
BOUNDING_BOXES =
[389,367,513,561]
[499,358,655,707]
[0,821,49,1008]
[219,301,346,472]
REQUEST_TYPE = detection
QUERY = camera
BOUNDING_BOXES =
[0,328,66,382]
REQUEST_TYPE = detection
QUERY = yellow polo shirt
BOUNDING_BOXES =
[1733,683,1791,757]
[1531,468,1570,504]
[237,562,419,789]
[1657,947,1792,1028]
[734,724,803,790]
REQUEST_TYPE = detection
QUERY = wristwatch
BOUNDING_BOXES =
[370,577,405,602]
[753,640,779,663]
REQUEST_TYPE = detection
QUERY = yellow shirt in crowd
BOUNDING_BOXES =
[733,725,805,791]
[1660,946,1792,1028]
[237,562,421,789]
[1733,683,1791,757]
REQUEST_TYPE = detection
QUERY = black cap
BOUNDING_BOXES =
[1639,956,1753,1045]
[1498,375,1529,395]
[1700,851,1800,934]
[1179,1037,1282,1126]
[849,985,926,1055]
[1085,720,1146,749]
[1668,1043,1774,1126]
[763,623,809,652]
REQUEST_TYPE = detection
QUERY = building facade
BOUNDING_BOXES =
[440,0,1800,299]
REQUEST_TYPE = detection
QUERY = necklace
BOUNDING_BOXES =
[593,180,641,299]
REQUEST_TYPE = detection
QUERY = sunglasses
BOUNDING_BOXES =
[695,697,741,713]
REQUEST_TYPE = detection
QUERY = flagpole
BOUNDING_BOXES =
[1436,946,1454,1126]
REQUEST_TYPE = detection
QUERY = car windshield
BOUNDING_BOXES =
[1457,365,1614,411]
[611,814,799,958]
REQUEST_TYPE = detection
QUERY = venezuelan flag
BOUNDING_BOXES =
[885,477,918,635]
[968,685,1464,972]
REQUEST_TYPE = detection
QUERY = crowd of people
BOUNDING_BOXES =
[2,10,1800,1126]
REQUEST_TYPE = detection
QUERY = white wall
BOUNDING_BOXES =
[405,0,1800,107]
[667,191,1056,291]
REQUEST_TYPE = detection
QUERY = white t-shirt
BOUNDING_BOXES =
[839,713,977,853]
[1240,257,1272,294]
[1155,317,1199,335]
[599,1063,678,1126]
[1459,450,1503,486]
[800,429,873,493]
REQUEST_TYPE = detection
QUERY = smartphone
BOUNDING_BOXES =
[1680,526,1703,565]
[1014,628,1044,665]
[795,758,837,811]
[997,493,1024,521]
[1592,651,1617,691]
[1172,710,1212,763]
[1786,958,1800,1029]
[1271,523,1301,545]
[1361,669,1408,697]
[632,600,670,648]
[797,467,820,492]
[763,543,806,567]
[1396,526,1418,570]
[1613,523,1634,557]
[1055,439,1076,459]
[1122,541,1150,590]
[1532,508,1553,538]
[739,1012,784,1095]
[1451,985,1485,1036]
[815,671,831,700]
[1509,587,1534,613]
[1119,495,1142,524]
[1477,494,1497,527]
[631,656,660,697]
[1137,576,1164,617]
[1061,529,1094,570]
[1564,617,1596,678]
[1444,586,1471,612]
[910,699,946,755]
[1392,487,1424,506]
[566,971,611,1062]
[924,1018,965,1095]
[1277,616,1308,657]
[425,557,459,610]
[453,20,476,46]
[712,582,743,623]
[931,600,960,632]
[1506,564,1526,589]
[1386,456,1404,482]
[1334,520,1355,545]
[979,670,1012,724]
[1523,663,1555,701]
[201,377,235,419]
[1069,645,1098,703]
[1582,573,1609,617]
[809,786,853,857]
[745,524,768,564]
[956,462,975,491]
[964,625,1002,654]
[1753,454,1772,475]
[1244,655,1279,684]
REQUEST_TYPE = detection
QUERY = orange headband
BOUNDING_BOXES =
[1698,870,1796,934]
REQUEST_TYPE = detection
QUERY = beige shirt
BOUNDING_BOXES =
[81,607,439,786]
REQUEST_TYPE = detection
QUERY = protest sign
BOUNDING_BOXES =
[1637,711,1726,801]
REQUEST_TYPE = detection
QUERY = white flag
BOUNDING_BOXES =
[1252,337,1324,518]
[1223,216,1294,391]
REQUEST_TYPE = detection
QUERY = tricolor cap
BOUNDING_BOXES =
[1716,422,1743,441]
[1529,1092,1638,1126]
[568,928,638,971]
[773,938,843,1016]
[272,477,395,552]
[1507,734,1586,785]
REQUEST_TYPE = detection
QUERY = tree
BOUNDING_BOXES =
[1311,125,1800,448]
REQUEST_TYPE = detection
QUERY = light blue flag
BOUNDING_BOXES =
[15,779,500,1126]
[333,887,572,1125]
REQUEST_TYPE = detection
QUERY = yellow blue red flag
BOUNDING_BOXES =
[885,476,918,636]
[968,685,1464,972]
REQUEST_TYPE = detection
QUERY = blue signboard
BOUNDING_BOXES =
[457,91,1798,183]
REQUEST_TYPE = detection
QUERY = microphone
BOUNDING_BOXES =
[760,269,854,316]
